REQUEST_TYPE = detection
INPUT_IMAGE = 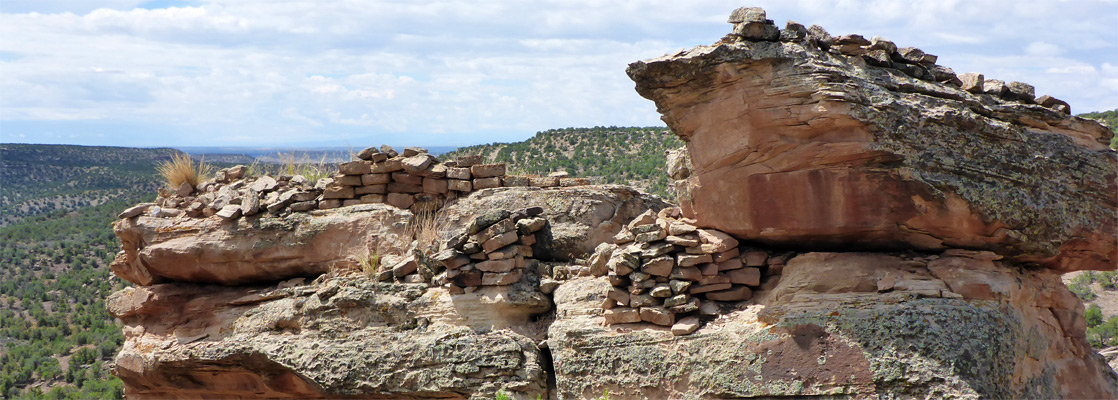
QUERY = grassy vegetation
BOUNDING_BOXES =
[405,211,441,251]
[156,153,212,189]
[237,152,335,183]
[358,251,380,279]
[444,126,684,199]
[1069,271,1117,302]
[277,153,333,182]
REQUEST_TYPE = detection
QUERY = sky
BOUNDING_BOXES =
[0,0,1115,148]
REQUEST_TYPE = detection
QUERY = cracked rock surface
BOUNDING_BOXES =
[627,35,1116,272]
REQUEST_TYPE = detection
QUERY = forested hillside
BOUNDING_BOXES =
[443,127,684,198]
[0,145,178,226]
[0,144,177,398]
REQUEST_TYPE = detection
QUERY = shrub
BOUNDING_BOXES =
[1098,271,1118,290]
[156,153,212,188]
[1086,304,1103,328]
[1069,272,1098,302]
[1087,314,1118,348]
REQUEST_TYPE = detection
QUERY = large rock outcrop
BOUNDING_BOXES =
[109,277,551,399]
[111,204,413,286]
[107,185,666,399]
[627,9,1117,272]
[106,6,1118,400]
[548,250,1118,399]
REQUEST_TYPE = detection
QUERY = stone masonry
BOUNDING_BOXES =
[119,145,593,223]
[591,207,792,335]
[428,208,550,293]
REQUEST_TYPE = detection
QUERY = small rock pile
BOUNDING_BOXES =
[724,7,1072,113]
[592,207,791,335]
[425,208,550,293]
[118,164,324,221]
[322,146,509,212]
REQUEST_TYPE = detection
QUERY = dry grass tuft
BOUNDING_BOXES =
[357,250,380,278]
[405,211,441,250]
[280,152,333,182]
[157,153,212,188]
[245,158,263,178]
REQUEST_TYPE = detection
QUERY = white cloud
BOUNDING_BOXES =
[0,0,1115,146]
[1025,42,1063,57]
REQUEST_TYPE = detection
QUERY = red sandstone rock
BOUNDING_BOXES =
[110,204,413,286]
[603,307,641,324]
[471,164,506,178]
[704,286,752,301]
[628,34,1116,272]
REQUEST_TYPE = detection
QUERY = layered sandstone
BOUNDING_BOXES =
[107,185,667,399]
[627,8,1117,272]
[106,6,1118,400]
[548,250,1118,399]
[111,204,413,286]
[109,277,550,399]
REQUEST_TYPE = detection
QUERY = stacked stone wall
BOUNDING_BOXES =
[589,207,794,335]
[121,145,592,221]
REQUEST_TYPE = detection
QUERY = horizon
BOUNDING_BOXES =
[0,142,463,158]
[1,1,1116,147]
[0,124,671,153]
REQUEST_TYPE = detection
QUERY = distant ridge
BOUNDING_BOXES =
[443,126,682,198]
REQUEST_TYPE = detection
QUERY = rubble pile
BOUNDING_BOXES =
[723,7,1070,112]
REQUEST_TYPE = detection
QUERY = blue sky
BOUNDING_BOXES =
[1,0,1115,148]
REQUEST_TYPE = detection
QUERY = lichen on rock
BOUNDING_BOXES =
[105,6,1117,400]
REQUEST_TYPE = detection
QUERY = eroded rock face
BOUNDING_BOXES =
[106,7,1117,399]
[111,204,413,286]
[109,275,550,399]
[627,31,1117,272]
[435,185,670,261]
[548,251,1118,399]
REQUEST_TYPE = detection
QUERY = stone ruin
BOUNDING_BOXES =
[103,6,1117,400]
[118,145,592,221]
[384,207,551,290]
[594,208,789,334]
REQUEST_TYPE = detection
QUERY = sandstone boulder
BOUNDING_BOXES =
[435,186,669,261]
[111,204,413,286]
[627,29,1116,272]
[548,251,1118,399]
